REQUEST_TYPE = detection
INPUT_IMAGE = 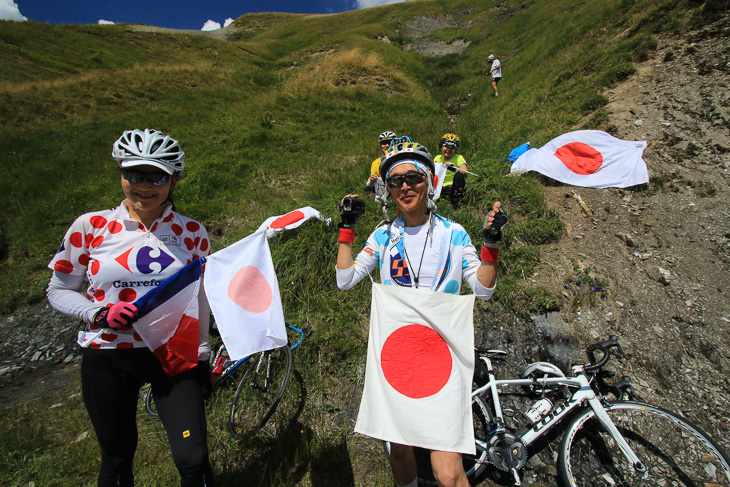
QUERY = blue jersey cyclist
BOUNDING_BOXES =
[336,142,508,487]
[46,129,215,487]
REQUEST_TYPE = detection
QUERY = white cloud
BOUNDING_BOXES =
[98,19,115,25]
[356,0,407,9]
[223,18,234,28]
[0,0,27,21]
[201,19,221,31]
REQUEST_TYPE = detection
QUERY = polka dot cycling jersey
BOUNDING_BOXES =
[48,201,210,350]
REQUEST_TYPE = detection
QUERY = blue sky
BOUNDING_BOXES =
[2,0,407,30]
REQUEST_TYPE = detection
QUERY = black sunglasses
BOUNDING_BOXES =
[121,170,171,186]
[387,171,426,188]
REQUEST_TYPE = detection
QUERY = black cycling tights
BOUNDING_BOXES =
[81,347,214,487]
[442,172,467,209]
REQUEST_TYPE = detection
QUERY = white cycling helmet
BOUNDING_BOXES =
[378,130,397,143]
[487,54,495,62]
[112,129,186,176]
[521,362,565,395]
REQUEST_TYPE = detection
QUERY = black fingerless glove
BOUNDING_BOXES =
[483,207,508,244]
[338,197,366,229]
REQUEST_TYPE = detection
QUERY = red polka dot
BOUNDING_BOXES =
[78,254,90,266]
[89,322,100,331]
[270,210,305,229]
[101,332,118,342]
[118,288,137,302]
[70,232,83,248]
[108,221,122,234]
[381,324,452,399]
[186,258,192,264]
[91,260,100,275]
[117,342,134,349]
[200,239,209,252]
[133,332,143,341]
[54,260,74,274]
[85,234,94,248]
[171,224,183,236]
[186,221,200,232]
[89,342,101,349]
[93,289,106,301]
[91,236,104,248]
[163,214,173,223]
[90,216,108,228]
[184,238,195,250]
[554,142,603,175]
[151,222,158,232]
[138,223,145,231]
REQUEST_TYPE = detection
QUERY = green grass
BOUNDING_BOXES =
[0,0,703,483]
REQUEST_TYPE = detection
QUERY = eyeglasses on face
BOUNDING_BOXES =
[387,171,426,188]
[121,170,170,186]
[443,143,457,150]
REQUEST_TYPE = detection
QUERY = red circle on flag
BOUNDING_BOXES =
[554,142,603,175]
[270,211,305,229]
[381,324,452,399]
[228,265,273,313]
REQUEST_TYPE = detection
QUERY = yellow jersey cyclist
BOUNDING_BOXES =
[433,133,468,209]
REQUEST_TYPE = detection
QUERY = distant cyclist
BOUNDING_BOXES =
[336,141,507,487]
[46,129,215,487]
[365,130,397,193]
[434,133,468,208]
[486,53,501,97]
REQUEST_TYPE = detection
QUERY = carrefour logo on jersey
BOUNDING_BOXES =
[115,246,175,274]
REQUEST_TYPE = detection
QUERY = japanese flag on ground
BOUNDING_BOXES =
[204,231,286,360]
[432,162,449,201]
[510,130,649,188]
[356,283,476,454]
[132,258,204,376]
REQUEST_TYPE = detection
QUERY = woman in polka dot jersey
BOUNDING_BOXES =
[47,129,215,487]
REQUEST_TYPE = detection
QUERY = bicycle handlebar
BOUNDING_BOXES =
[584,335,626,372]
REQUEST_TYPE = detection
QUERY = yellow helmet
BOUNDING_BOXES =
[439,133,460,150]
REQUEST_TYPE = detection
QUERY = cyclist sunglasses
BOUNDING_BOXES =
[387,171,426,188]
[121,170,171,186]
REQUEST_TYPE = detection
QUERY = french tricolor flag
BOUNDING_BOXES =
[133,258,204,376]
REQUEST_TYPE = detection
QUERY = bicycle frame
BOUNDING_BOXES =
[472,355,647,479]
[212,324,304,384]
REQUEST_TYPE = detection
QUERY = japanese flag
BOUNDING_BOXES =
[257,206,330,238]
[355,283,476,454]
[204,231,287,360]
[432,162,449,201]
[510,130,649,188]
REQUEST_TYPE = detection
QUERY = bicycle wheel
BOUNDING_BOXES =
[144,385,158,417]
[228,345,292,441]
[559,400,730,486]
[410,393,493,485]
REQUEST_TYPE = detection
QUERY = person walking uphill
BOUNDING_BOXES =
[335,142,508,487]
[486,53,501,97]
[46,129,215,487]
[434,133,468,209]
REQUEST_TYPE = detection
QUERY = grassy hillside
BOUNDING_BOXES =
[0,0,710,484]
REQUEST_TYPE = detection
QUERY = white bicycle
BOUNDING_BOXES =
[414,335,730,486]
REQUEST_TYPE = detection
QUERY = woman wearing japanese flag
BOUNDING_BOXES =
[336,140,507,487]
[46,129,214,487]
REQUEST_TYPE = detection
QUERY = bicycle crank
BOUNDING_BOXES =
[487,433,527,472]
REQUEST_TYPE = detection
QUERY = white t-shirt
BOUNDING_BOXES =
[490,59,502,79]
